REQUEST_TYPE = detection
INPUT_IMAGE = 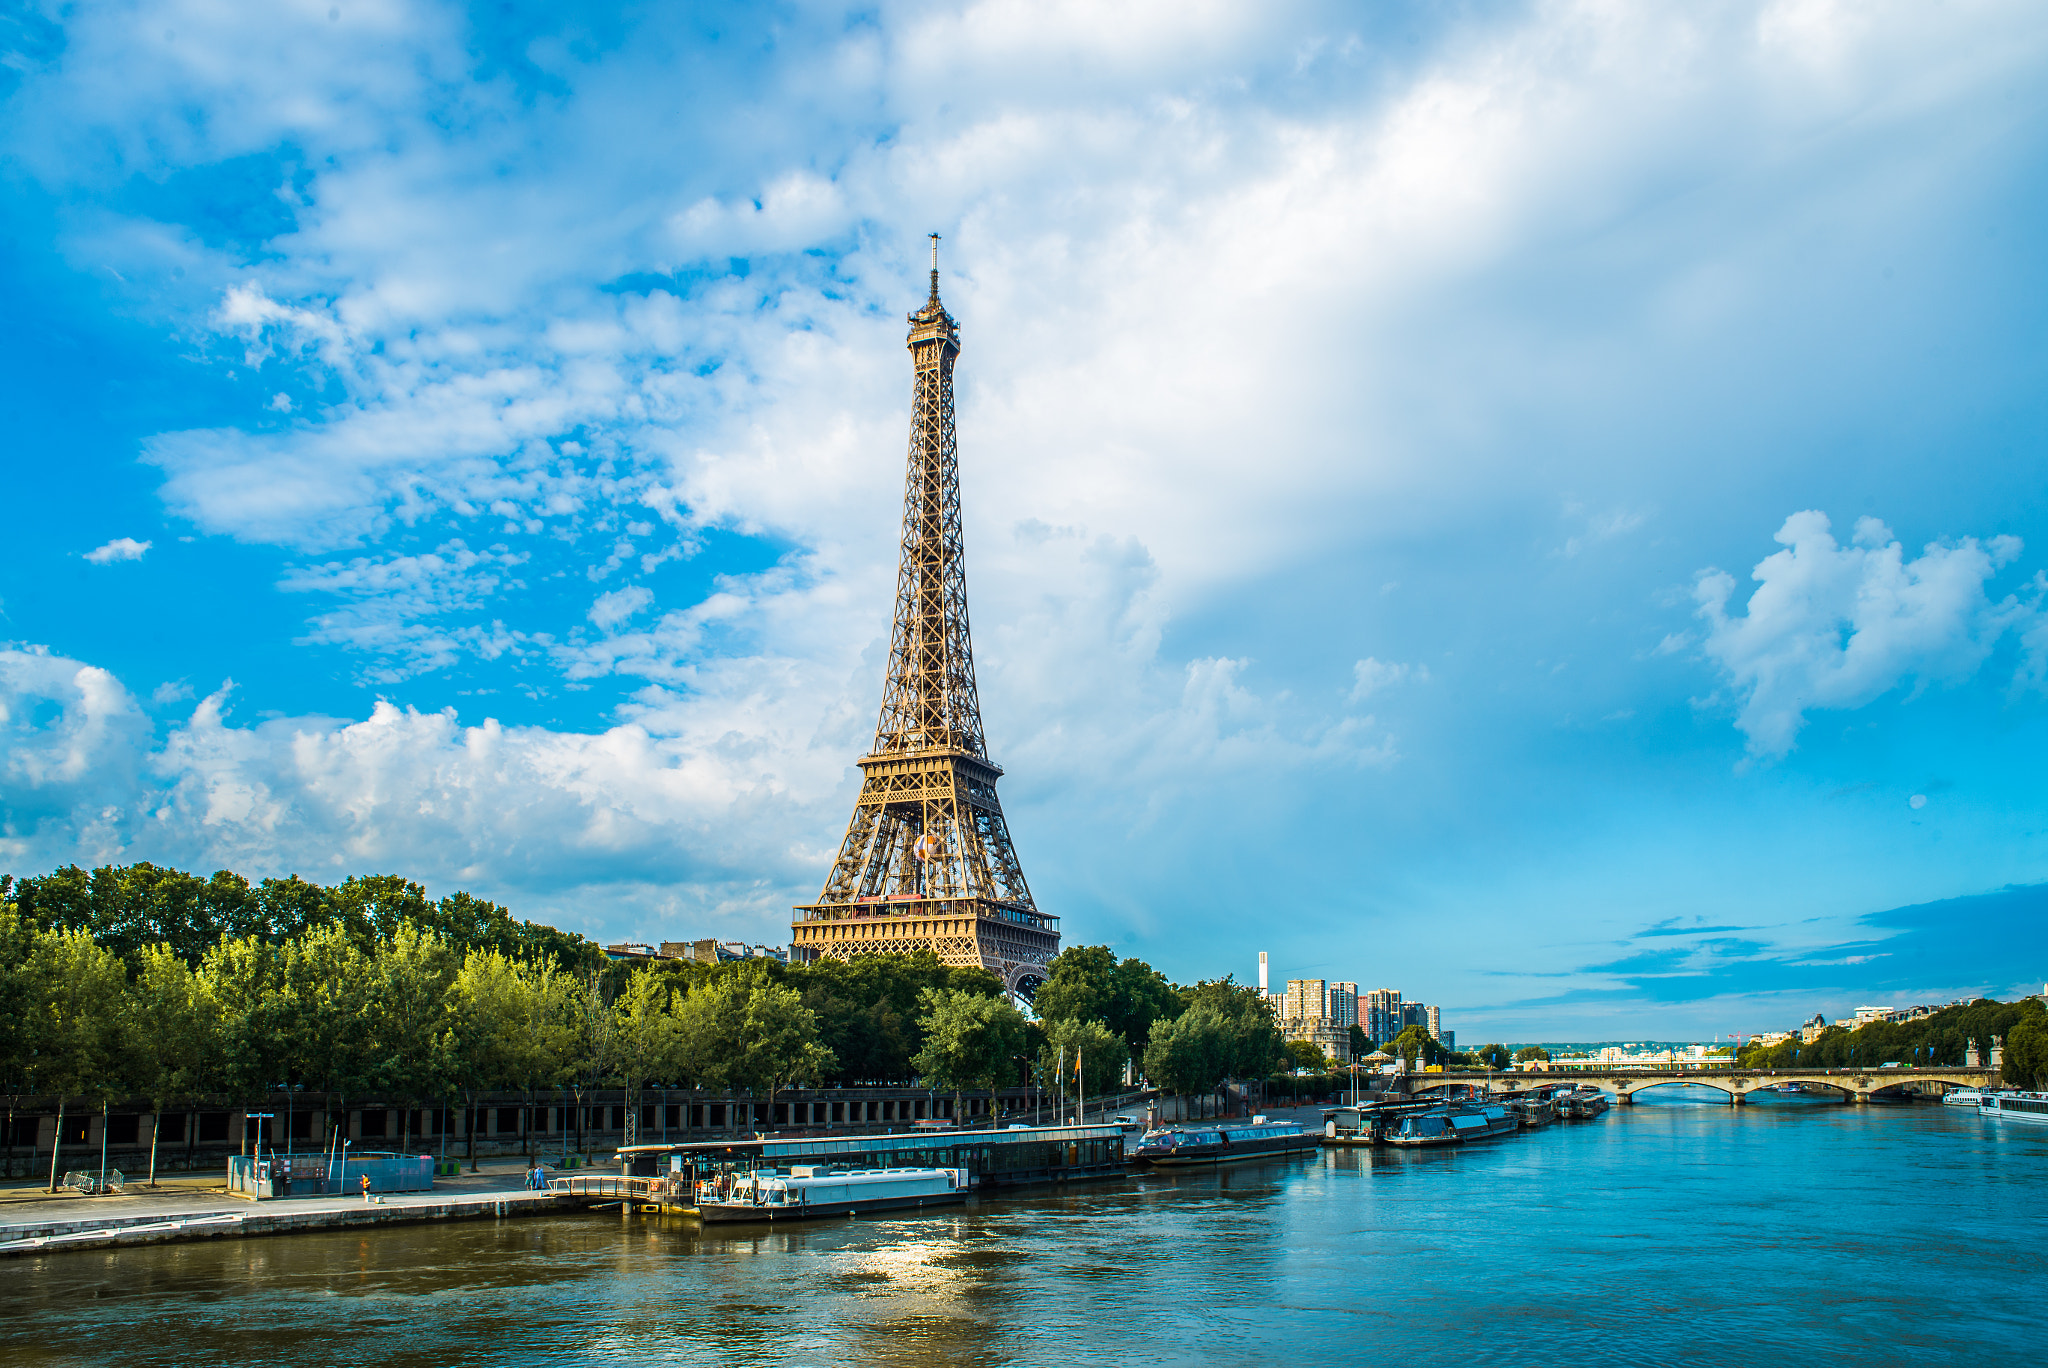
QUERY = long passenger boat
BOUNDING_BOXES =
[614,1123,1127,1222]
[1979,1091,2048,1124]
[1131,1118,1317,1166]
[695,1165,968,1223]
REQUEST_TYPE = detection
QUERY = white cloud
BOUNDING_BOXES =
[277,541,531,682]
[84,537,152,564]
[1349,657,1429,703]
[1695,511,2028,757]
[0,646,152,867]
[588,585,654,633]
[0,643,849,935]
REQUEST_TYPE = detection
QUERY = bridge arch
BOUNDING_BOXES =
[1607,1076,1745,1100]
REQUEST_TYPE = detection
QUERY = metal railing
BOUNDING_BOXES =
[548,1174,666,1202]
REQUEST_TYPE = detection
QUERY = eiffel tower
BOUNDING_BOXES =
[790,238,1059,995]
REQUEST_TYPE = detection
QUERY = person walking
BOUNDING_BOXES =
[360,1173,372,1204]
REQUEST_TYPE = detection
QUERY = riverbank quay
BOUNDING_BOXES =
[0,1160,568,1258]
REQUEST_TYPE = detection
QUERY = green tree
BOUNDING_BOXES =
[1285,1039,1327,1072]
[738,982,835,1118]
[786,949,1002,1082]
[509,957,577,1161]
[27,928,130,1190]
[912,988,1030,1124]
[1390,1024,1445,1068]
[1033,946,1182,1063]
[2003,1013,2048,1090]
[273,922,377,1161]
[1175,977,1288,1100]
[0,898,42,1178]
[612,965,683,1147]
[449,949,527,1168]
[567,970,616,1156]
[365,923,459,1154]
[1513,1045,1550,1064]
[1477,1043,1511,1070]
[1348,1025,1372,1059]
[123,945,217,1186]
[675,976,749,1093]
[199,934,287,1135]
[1037,1017,1124,1120]
[1143,1007,1232,1113]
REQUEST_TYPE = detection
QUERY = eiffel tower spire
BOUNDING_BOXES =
[791,239,1059,995]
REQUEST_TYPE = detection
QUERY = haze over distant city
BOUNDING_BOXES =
[5,2,2048,1039]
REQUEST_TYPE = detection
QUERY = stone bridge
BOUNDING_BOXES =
[1405,1066,1997,1105]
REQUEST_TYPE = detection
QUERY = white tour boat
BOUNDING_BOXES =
[1978,1092,2048,1124]
[1942,1087,1987,1107]
[695,1165,968,1224]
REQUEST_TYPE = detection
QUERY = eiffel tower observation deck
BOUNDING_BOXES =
[791,238,1059,995]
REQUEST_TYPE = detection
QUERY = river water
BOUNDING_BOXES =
[3,1089,2044,1365]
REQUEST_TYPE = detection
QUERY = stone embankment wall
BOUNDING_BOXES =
[1,1085,1058,1180]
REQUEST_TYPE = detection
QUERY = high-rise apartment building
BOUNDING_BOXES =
[1363,989,1402,1044]
[1328,982,1358,1028]
[1426,1005,1441,1039]
[1282,979,1326,1022]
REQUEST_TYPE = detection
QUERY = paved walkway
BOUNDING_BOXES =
[0,1157,596,1257]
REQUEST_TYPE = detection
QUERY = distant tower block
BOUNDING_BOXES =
[1259,951,1268,992]
[789,239,1059,996]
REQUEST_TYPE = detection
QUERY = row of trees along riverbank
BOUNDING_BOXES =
[1,864,1305,1189]
[1736,997,2048,1087]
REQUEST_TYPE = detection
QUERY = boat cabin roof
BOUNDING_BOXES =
[617,1122,1123,1160]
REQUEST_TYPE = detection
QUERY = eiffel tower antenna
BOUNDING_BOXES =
[791,240,1059,996]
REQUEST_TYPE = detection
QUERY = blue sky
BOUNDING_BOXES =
[5,1,2048,1039]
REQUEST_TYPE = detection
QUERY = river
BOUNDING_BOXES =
[3,1089,2043,1365]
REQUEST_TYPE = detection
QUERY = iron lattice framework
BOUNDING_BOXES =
[792,243,1058,994]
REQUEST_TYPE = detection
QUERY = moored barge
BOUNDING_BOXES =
[1132,1118,1317,1166]
[1383,1100,1518,1147]
[615,1123,1126,1221]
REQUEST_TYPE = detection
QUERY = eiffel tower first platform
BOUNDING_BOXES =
[790,239,1059,995]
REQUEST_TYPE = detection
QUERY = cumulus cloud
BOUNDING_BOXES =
[1695,512,2029,757]
[0,646,152,866]
[588,585,654,633]
[83,537,152,564]
[0,642,849,935]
